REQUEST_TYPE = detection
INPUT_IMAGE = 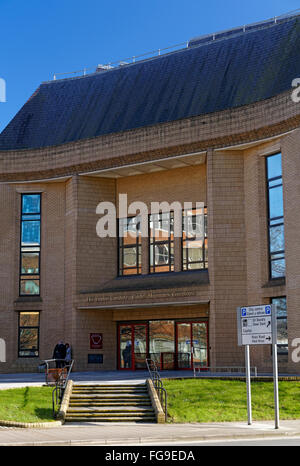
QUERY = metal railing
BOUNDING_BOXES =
[146,358,168,422]
[193,365,258,377]
[52,9,300,81]
[41,359,74,417]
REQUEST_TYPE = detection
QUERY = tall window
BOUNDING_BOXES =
[149,212,174,273]
[20,194,41,296]
[271,297,288,355]
[266,154,285,279]
[18,312,40,357]
[182,207,207,270]
[118,216,141,275]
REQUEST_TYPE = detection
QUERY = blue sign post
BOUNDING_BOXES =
[237,304,279,429]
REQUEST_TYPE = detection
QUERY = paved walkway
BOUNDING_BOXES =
[0,370,300,446]
[0,420,300,446]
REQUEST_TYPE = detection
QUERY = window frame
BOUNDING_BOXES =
[18,311,40,358]
[271,296,288,356]
[182,206,208,271]
[19,193,41,296]
[118,215,142,276]
[149,211,174,274]
[266,153,285,280]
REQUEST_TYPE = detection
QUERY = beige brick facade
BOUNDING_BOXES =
[0,91,299,374]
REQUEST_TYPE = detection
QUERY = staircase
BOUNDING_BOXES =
[65,383,156,423]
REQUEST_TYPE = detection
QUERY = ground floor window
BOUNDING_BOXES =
[118,319,208,370]
[271,297,288,355]
[18,312,40,357]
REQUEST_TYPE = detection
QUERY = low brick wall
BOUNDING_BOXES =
[146,378,166,424]
[0,420,62,428]
[57,380,73,422]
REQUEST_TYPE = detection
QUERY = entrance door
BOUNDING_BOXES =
[118,323,147,370]
[176,322,208,369]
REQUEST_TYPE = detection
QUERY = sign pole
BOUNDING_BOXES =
[245,344,252,425]
[271,303,279,429]
[238,304,278,429]
[272,342,279,429]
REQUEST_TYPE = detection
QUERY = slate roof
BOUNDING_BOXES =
[1,14,300,150]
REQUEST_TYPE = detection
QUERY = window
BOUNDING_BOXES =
[18,312,40,357]
[182,207,207,270]
[20,194,41,295]
[271,297,288,355]
[118,216,141,275]
[266,154,285,279]
[149,212,174,273]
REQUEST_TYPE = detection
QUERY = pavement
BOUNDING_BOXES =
[0,370,300,446]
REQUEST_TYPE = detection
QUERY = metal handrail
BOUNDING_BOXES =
[193,365,258,377]
[41,359,74,417]
[146,358,168,422]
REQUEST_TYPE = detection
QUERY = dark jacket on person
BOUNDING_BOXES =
[53,343,66,360]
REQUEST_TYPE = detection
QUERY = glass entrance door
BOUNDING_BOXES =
[176,322,208,369]
[118,323,147,370]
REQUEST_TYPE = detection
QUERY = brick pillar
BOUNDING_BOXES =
[281,129,300,370]
[207,148,247,367]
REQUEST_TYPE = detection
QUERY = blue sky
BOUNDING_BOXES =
[0,0,299,132]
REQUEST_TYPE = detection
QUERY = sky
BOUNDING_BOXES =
[0,0,299,132]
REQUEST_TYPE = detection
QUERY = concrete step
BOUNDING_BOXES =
[65,383,156,423]
[70,395,149,400]
[68,407,154,412]
[65,412,155,418]
[65,416,156,423]
[69,401,152,406]
[71,389,148,393]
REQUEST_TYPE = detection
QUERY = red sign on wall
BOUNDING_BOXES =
[90,333,103,349]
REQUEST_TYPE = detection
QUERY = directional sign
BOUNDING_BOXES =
[237,305,276,346]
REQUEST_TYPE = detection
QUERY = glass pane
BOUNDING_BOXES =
[119,217,141,244]
[22,194,41,214]
[192,323,207,367]
[268,186,283,219]
[272,297,287,318]
[177,323,192,368]
[269,224,284,253]
[276,319,288,346]
[19,312,39,327]
[134,325,147,369]
[120,326,132,369]
[21,252,39,274]
[123,247,137,267]
[183,209,205,239]
[150,212,172,239]
[188,262,205,270]
[21,221,40,245]
[267,153,282,180]
[19,328,38,356]
[154,244,170,266]
[20,278,40,295]
[186,241,203,261]
[271,258,286,279]
[149,321,175,355]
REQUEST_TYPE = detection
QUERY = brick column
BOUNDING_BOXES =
[281,129,300,370]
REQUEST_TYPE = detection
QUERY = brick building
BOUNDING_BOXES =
[0,13,300,373]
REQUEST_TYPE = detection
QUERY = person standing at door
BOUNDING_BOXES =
[122,341,131,368]
[64,343,72,367]
[52,340,66,368]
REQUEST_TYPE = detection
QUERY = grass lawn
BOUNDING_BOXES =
[0,386,54,423]
[163,379,300,423]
